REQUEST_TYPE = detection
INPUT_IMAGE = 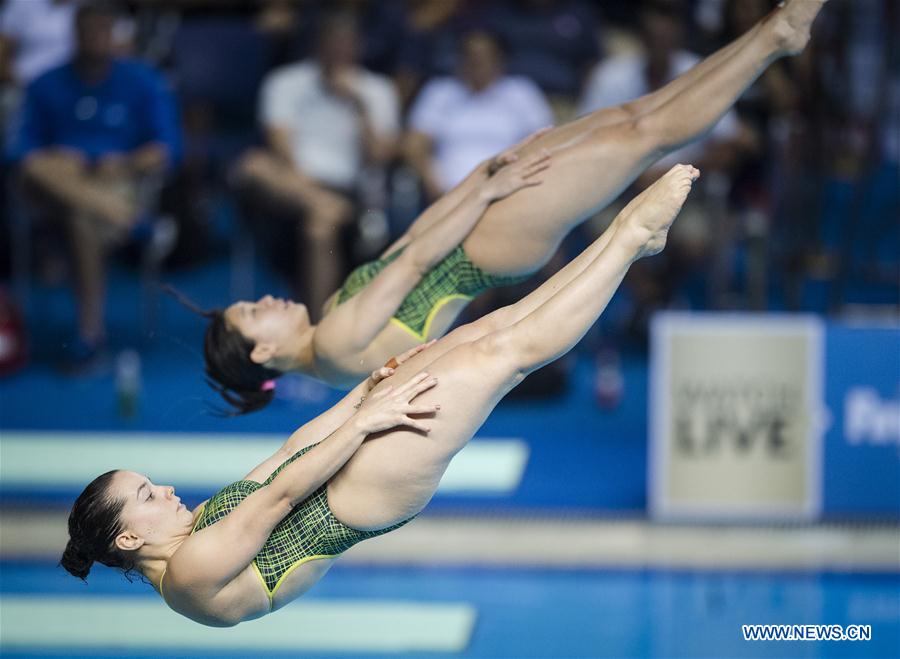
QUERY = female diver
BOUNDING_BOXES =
[202,0,826,412]
[64,162,699,626]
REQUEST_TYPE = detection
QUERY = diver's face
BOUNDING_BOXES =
[111,471,194,550]
[224,295,311,361]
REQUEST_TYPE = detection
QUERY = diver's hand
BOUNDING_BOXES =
[354,371,440,434]
[385,339,437,370]
[366,340,438,390]
[485,126,553,177]
[481,149,552,202]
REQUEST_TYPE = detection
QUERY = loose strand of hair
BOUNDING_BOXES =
[161,283,217,319]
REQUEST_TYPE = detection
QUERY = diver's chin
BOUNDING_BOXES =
[296,307,311,327]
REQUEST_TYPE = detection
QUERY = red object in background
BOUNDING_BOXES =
[0,287,29,375]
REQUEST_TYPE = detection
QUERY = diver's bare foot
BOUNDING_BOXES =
[618,164,700,258]
[770,0,827,56]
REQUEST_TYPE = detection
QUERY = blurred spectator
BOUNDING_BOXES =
[7,2,181,370]
[254,0,303,67]
[404,28,553,201]
[0,0,77,157]
[0,0,76,88]
[288,0,411,76]
[232,10,400,317]
[402,25,557,396]
[393,0,466,108]
[483,0,601,99]
[0,0,133,92]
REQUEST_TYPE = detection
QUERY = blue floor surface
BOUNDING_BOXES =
[4,219,900,658]
[1,257,650,513]
[2,562,899,658]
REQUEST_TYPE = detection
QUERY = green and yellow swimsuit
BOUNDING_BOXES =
[332,245,527,341]
[188,443,410,607]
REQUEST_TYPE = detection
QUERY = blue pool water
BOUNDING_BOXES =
[3,214,898,658]
[2,562,898,658]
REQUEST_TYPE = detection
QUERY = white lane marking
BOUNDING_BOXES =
[0,596,476,652]
[0,433,528,494]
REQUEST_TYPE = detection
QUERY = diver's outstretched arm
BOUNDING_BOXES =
[166,373,438,602]
[381,128,553,255]
[315,151,550,355]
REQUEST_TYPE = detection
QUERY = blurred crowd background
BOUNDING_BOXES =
[1,2,898,655]
[1,0,896,379]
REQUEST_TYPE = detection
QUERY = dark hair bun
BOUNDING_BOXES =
[61,470,131,582]
[60,540,93,580]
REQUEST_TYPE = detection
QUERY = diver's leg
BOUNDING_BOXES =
[327,164,698,530]
[462,0,827,276]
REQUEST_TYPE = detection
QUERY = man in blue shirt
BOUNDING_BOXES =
[9,1,180,368]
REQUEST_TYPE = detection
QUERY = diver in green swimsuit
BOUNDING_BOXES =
[188,440,410,608]
[63,161,706,627]
[198,131,553,410]
[61,345,440,626]
[197,0,826,410]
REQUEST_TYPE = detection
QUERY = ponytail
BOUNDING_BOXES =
[163,285,280,416]
[60,471,136,582]
[60,539,94,580]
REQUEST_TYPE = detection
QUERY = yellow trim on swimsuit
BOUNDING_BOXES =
[187,445,413,609]
[256,553,339,608]
[388,293,472,341]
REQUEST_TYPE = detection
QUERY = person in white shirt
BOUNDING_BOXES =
[0,0,76,130]
[0,0,76,87]
[233,11,400,316]
[404,29,554,201]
